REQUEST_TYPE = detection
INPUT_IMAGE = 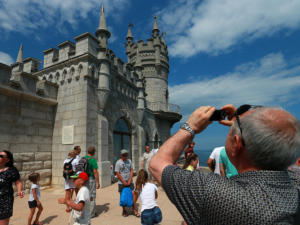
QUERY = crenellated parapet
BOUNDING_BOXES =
[0,62,57,103]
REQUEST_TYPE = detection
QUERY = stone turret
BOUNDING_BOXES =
[96,5,111,113]
[135,48,145,124]
[95,5,111,49]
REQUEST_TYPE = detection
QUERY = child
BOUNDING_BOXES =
[58,172,90,225]
[27,173,43,225]
[183,153,199,171]
[133,169,162,225]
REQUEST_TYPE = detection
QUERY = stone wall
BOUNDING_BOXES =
[51,62,90,186]
[0,63,57,191]
[0,95,56,190]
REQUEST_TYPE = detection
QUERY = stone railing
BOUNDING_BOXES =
[146,101,181,114]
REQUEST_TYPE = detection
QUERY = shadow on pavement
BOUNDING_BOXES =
[42,215,58,224]
[95,203,110,215]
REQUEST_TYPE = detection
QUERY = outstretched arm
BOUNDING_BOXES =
[149,106,215,184]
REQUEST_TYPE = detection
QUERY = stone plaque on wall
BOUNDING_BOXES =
[62,125,74,144]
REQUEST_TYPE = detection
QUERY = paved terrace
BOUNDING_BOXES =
[11,180,184,225]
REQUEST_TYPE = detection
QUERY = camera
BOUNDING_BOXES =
[209,109,227,121]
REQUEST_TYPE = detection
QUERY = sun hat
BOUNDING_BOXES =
[120,149,128,155]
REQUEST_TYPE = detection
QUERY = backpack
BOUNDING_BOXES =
[75,157,90,175]
[63,158,75,179]
[119,187,133,207]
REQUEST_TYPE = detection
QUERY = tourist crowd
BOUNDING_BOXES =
[1,104,300,225]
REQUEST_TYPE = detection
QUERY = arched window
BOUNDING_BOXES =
[113,118,131,165]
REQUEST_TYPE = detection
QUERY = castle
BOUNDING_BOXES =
[0,6,181,189]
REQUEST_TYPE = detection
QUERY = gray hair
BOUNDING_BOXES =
[230,107,300,170]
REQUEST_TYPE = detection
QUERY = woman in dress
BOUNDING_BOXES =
[0,150,24,225]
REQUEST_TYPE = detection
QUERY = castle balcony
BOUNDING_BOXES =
[146,101,182,124]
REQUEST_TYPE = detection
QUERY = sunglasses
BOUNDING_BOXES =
[234,104,263,145]
[0,155,7,158]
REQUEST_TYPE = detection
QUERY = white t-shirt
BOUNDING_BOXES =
[140,182,158,212]
[73,186,90,224]
[209,146,223,175]
[63,157,77,171]
[73,155,81,170]
[29,183,40,201]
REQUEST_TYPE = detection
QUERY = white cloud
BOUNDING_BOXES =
[0,0,128,34]
[0,52,14,65]
[169,53,300,119]
[158,0,300,57]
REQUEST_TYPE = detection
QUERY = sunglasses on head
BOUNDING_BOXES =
[234,104,263,145]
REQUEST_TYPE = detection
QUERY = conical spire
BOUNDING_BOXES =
[16,44,23,63]
[96,5,111,38]
[152,16,160,32]
[126,24,133,41]
[99,5,107,30]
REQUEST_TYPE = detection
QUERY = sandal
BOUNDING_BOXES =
[122,211,128,217]
[133,211,141,217]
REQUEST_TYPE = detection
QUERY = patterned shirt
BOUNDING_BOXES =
[162,165,300,225]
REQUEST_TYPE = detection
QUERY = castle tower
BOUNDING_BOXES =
[142,16,169,112]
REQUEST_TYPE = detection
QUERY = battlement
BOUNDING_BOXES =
[0,63,58,103]
[43,32,99,69]
[127,36,168,70]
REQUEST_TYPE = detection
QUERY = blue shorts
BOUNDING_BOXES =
[141,207,162,225]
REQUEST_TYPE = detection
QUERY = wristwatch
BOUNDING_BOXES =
[180,122,195,138]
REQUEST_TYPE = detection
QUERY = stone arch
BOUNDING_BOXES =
[78,64,83,76]
[62,69,67,81]
[48,74,53,82]
[70,66,75,78]
[110,109,138,168]
[55,72,60,83]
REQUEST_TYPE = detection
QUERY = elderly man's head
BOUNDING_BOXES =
[226,107,300,170]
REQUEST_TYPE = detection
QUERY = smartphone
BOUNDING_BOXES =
[209,109,227,121]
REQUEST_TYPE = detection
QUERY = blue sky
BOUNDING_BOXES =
[1,0,300,151]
